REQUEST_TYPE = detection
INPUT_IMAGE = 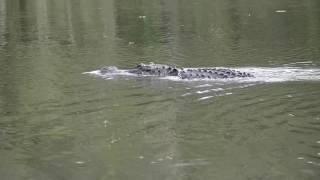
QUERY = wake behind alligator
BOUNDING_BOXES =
[99,63,254,79]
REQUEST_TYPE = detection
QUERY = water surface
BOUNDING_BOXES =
[0,0,320,179]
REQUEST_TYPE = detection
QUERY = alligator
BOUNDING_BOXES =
[100,63,254,79]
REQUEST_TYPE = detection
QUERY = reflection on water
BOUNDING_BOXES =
[0,0,320,179]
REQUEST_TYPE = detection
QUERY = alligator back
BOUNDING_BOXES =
[131,63,180,76]
[179,68,254,79]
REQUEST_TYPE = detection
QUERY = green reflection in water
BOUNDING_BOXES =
[0,0,320,180]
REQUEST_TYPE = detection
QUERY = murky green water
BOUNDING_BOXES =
[1,0,320,179]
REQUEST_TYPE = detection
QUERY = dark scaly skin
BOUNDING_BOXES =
[179,68,254,79]
[101,63,254,79]
[128,63,180,76]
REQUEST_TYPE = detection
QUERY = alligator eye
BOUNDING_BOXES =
[170,68,178,76]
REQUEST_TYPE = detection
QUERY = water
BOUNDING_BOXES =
[0,0,320,179]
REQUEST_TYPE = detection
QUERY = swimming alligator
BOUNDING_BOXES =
[100,63,254,79]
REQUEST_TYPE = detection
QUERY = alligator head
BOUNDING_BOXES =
[100,66,118,73]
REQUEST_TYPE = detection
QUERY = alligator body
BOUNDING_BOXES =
[100,63,254,79]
